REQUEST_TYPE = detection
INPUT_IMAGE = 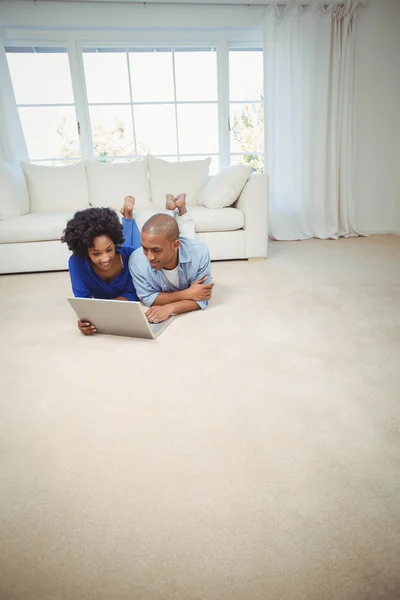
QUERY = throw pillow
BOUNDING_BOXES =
[21,161,89,213]
[148,155,211,208]
[87,158,151,210]
[0,161,30,220]
[198,165,252,209]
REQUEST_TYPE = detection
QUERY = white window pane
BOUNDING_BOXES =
[231,154,264,173]
[180,155,219,175]
[129,51,174,102]
[18,106,80,160]
[89,106,134,157]
[96,156,141,164]
[7,51,74,104]
[31,160,80,166]
[177,104,218,154]
[174,51,217,101]
[134,105,177,155]
[229,50,263,102]
[83,51,130,103]
[230,103,264,154]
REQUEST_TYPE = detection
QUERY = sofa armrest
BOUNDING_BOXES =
[233,172,269,258]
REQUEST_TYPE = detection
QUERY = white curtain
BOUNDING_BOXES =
[264,1,362,240]
[0,41,28,163]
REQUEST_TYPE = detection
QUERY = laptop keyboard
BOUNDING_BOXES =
[149,322,166,336]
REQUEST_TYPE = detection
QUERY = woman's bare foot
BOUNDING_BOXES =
[120,195,136,219]
[166,193,176,211]
[175,193,187,216]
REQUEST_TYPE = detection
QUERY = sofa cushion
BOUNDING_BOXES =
[148,155,211,208]
[198,165,252,209]
[0,212,74,244]
[0,161,30,220]
[188,206,244,233]
[87,158,151,210]
[21,162,89,213]
[132,206,244,233]
[0,207,244,244]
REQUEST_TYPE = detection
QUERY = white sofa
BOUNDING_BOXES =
[0,156,268,274]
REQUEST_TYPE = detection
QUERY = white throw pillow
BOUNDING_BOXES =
[198,165,252,209]
[0,161,30,220]
[87,158,151,210]
[148,155,211,208]
[21,161,89,213]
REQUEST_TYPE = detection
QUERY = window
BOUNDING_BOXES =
[5,46,81,165]
[82,47,219,172]
[229,48,264,173]
[4,44,264,176]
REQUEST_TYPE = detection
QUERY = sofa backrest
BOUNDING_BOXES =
[148,155,211,208]
[0,161,30,220]
[0,156,255,220]
[86,158,151,210]
[22,162,90,214]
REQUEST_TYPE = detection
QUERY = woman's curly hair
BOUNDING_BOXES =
[61,207,124,258]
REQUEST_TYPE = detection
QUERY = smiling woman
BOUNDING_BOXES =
[61,203,141,334]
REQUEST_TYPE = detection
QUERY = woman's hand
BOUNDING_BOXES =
[78,319,97,335]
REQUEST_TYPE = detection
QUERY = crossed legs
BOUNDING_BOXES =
[120,193,196,239]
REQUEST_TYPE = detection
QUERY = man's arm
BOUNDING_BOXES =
[129,252,159,307]
[152,289,188,305]
[187,245,212,310]
[152,276,213,306]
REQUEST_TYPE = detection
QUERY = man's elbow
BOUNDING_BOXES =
[141,293,158,307]
[196,299,208,311]
[141,298,154,307]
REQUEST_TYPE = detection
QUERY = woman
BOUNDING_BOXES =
[61,194,193,335]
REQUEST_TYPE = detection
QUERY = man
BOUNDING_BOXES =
[129,207,213,324]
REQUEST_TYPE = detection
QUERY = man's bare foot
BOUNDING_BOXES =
[166,193,176,212]
[120,196,135,219]
[175,193,187,216]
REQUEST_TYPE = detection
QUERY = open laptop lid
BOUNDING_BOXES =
[67,298,173,339]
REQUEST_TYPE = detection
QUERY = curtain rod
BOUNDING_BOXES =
[12,0,348,5]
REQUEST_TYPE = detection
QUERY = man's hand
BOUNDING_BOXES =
[78,319,97,335]
[184,276,214,301]
[146,305,173,324]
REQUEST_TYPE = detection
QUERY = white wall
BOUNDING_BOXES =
[0,1,263,43]
[354,0,400,233]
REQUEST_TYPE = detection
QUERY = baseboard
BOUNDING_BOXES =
[359,230,400,236]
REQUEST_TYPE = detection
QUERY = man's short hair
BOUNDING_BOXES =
[142,214,179,243]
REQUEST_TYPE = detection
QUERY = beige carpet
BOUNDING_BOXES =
[1,235,400,600]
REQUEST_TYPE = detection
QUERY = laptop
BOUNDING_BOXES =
[67,297,173,339]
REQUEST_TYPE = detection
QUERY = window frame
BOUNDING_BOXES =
[78,42,221,165]
[4,43,84,164]
[228,44,264,171]
[2,38,265,172]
